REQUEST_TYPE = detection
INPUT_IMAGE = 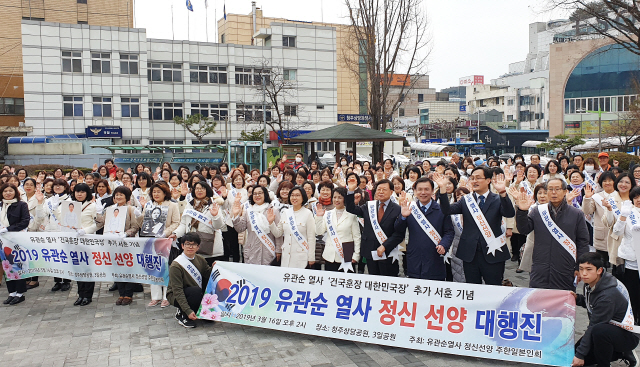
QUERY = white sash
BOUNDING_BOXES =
[409,201,442,246]
[230,187,238,201]
[610,279,640,333]
[451,214,463,233]
[285,208,309,252]
[311,201,318,216]
[537,203,577,260]
[248,207,276,257]
[606,197,622,219]
[367,201,388,245]
[583,171,600,190]
[174,253,202,288]
[183,208,214,229]
[390,195,399,205]
[463,194,506,256]
[521,181,534,197]
[325,211,352,273]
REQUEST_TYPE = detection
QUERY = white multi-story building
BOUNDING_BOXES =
[21,20,337,145]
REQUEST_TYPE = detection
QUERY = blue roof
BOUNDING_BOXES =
[8,134,87,144]
[497,130,549,134]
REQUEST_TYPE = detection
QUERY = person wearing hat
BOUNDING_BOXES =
[599,152,612,172]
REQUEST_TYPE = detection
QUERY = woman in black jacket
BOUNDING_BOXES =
[1,183,31,305]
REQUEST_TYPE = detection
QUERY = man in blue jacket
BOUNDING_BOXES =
[395,177,454,280]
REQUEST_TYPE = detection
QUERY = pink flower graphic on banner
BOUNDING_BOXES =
[202,293,219,307]
[7,271,19,280]
[200,308,211,319]
[2,260,11,272]
[211,311,221,321]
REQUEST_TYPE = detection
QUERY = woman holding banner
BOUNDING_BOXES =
[170,181,225,266]
[232,186,280,265]
[22,178,42,289]
[97,186,142,305]
[268,186,316,269]
[71,183,102,306]
[1,183,31,305]
[35,178,73,292]
[138,182,180,308]
[315,187,361,272]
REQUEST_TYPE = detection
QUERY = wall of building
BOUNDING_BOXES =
[548,38,611,137]
[0,0,133,129]
[218,8,360,116]
[21,20,338,144]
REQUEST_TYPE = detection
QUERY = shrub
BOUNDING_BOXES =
[582,152,640,171]
[7,165,93,177]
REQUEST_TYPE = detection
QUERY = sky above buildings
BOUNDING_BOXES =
[134,0,569,91]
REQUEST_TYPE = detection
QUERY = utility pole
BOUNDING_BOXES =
[262,75,267,172]
[587,107,604,152]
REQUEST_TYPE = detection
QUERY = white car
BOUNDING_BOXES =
[356,153,371,163]
[391,154,410,167]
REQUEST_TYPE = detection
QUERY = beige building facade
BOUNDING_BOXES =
[0,0,133,128]
[218,4,363,117]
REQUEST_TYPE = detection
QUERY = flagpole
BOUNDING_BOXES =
[205,1,209,42]
[171,4,175,40]
[187,5,190,41]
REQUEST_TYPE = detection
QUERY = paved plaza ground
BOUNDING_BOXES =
[0,259,633,367]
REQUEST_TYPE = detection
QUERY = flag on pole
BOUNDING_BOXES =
[204,0,208,8]
[224,3,227,20]
[186,0,194,11]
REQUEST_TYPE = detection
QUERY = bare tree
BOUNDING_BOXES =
[547,1,640,56]
[343,0,431,164]
[241,60,311,144]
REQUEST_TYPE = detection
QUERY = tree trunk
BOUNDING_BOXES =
[372,141,383,165]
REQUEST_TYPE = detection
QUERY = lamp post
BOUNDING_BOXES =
[586,107,603,152]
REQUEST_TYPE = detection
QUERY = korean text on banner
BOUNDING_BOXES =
[197,262,575,367]
[0,232,170,286]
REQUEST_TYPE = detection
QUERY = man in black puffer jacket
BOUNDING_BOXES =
[573,252,639,367]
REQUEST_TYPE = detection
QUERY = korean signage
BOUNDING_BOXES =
[564,120,613,136]
[459,75,484,86]
[380,74,411,86]
[338,114,372,123]
[114,155,163,164]
[172,157,224,164]
[198,262,575,367]
[86,126,123,138]
[1,232,170,286]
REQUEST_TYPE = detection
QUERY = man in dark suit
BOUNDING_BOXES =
[434,167,515,285]
[346,177,404,276]
[395,177,454,280]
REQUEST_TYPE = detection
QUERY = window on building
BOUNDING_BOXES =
[495,97,500,105]
[189,65,227,84]
[93,97,112,117]
[418,94,424,103]
[77,0,87,3]
[147,63,182,82]
[254,69,271,85]
[283,69,297,81]
[191,103,229,121]
[507,99,514,106]
[506,115,513,121]
[0,98,24,115]
[62,51,82,73]
[316,105,324,109]
[220,34,225,43]
[148,102,183,120]
[91,53,110,74]
[235,67,252,85]
[63,96,83,117]
[399,94,405,102]
[120,54,138,75]
[399,108,405,117]
[284,105,297,117]
[283,36,296,48]
[121,97,140,118]
[479,99,485,107]
[236,105,271,121]
[77,21,88,25]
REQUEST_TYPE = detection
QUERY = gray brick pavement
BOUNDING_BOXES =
[0,259,633,366]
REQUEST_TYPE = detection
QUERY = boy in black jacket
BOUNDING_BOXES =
[572,252,639,367]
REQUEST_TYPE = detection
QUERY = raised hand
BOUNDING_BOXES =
[399,191,407,207]
[234,192,242,204]
[516,189,533,211]
[508,184,520,199]
[400,198,411,218]
[620,201,633,219]
[504,169,513,183]
[266,207,275,224]
[138,196,147,208]
[152,172,159,181]
[219,186,228,198]
[315,203,325,216]
[602,199,613,211]
[276,174,283,183]
[210,202,220,217]
[432,173,448,192]
[282,154,287,162]
[584,184,594,198]
[268,161,273,168]
[92,163,98,172]
[492,173,507,193]
[366,181,373,191]
[156,166,161,173]
[180,182,189,196]
[109,174,116,182]
[354,192,362,203]
[566,188,580,203]
[231,196,242,217]
[171,187,180,199]
[515,170,524,184]
[35,190,44,204]
[126,168,132,174]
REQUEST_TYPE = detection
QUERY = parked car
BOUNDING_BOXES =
[391,154,410,167]
[317,152,336,169]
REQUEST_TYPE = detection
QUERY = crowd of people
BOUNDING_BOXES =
[1,151,640,366]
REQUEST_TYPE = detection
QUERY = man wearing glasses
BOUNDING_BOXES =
[513,178,590,291]
[434,166,515,285]
[167,232,212,328]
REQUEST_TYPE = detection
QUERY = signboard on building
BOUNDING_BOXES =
[459,75,484,86]
[85,126,122,138]
[338,114,371,123]
[565,120,612,136]
[459,105,466,112]
[380,74,410,86]
[114,155,163,164]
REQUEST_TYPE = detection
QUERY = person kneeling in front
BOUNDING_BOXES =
[572,252,639,367]
[167,232,212,328]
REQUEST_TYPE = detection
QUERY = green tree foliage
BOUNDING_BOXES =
[538,134,586,154]
[173,114,217,144]
[240,129,266,141]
